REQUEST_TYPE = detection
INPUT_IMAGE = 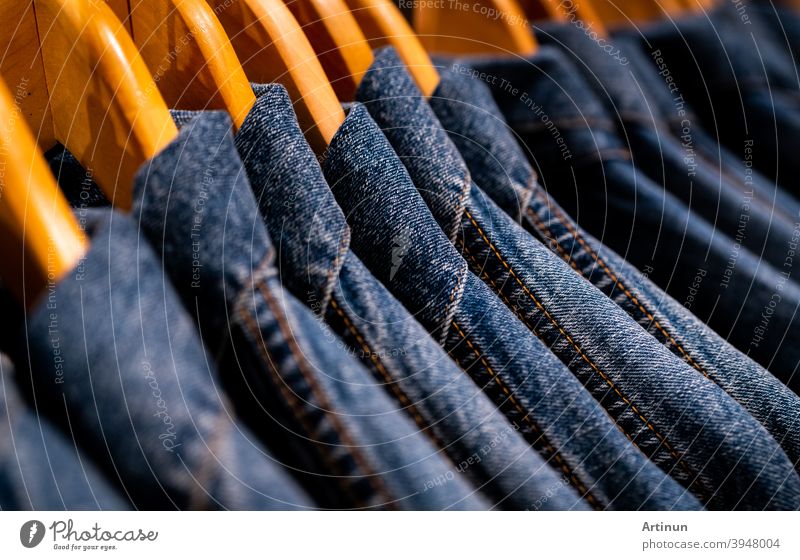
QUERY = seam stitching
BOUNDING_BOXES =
[234,266,394,508]
[461,207,698,485]
[236,306,368,507]
[328,296,438,442]
[449,320,602,510]
[254,280,396,508]
[527,192,711,379]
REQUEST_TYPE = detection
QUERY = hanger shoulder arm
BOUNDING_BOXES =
[0,78,88,307]
[210,0,345,152]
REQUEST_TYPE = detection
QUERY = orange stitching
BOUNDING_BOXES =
[527,194,711,379]
[328,297,434,438]
[461,207,698,485]
[237,308,367,505]
[460,239,646,452]
[459,239,669,454]
[237,273,395,509]
[450,320,603,510]
[525,208,585,276]
[255,280,397,508]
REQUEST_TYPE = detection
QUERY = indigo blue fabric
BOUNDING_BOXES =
[0,354,128,510]
[427,61,800,479]
[465,46,800,394]
[355,47,800,510]
[622,4,800,189]
[534,21,800,274]
[321,99,704,510]
[46,144,110,209]
[7,210,315,510]
[231,84,585,510]
[132,110,487,511]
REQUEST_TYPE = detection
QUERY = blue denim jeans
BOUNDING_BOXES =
[465,46,800,396]
[622,4,800,189]
[231,84,585,510]
[534,21,800,275]
[428,58,800,486]
[0,354,128,510]
[355,47,800,510]
[5,210,316,510]
[320,97,704,510]
[132,109,488,510]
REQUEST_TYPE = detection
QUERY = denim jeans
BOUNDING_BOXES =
[466,46,800,396]
[355,47,800,510]
[231,84,585,510]
[132,109,488,510]
[622,4,800,189]
[5,210,316,510]
[0,354,128,510]
[534,21,800,275]
[428,59,800,484]
[320,98,704,510]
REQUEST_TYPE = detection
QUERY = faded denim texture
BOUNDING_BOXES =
[466,46,800,395]
[7,210,315,510]
[430,61,800,477]
[133,110,487,510]
[231,84,585,510]
[534,21,800,275]
[1,354,128,510]
[355,48,800,510]
[321,98,705,510]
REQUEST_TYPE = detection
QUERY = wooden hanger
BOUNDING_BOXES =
[207,0,345,153]
[105,0,256,129]
[0,0,178,210]
[341,0,440,96]
[685,0,717,9]
[414,0,538,55]
[105,0,133,33]
[0,77,89,307]
[283,0,375,101]
[589,0,685,25]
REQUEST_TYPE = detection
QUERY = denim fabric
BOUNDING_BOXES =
[534,21,800,274]
[46,144,110,209]
[611,32,800,227]
[1,354,128,510]
[355,48,800,510]
[428,62,800,474]
[231,84,585,510]
[623,5,800,188]
[132,110,487,510]
[467,47,800,394]
[7,210,315,510]
[321,100,704,510]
